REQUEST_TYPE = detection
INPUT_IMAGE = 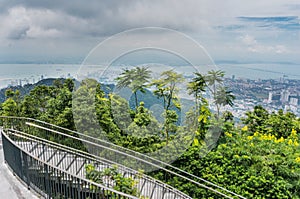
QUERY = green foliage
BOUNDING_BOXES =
[133,102,151,126]
[5,89,15,98]
[73,79,163,154]
[3,79,83,149]
[161,110,300,198]
[127,102,161,139]
[163,109,178,137]
[115,66,151,109]
[0,89,21,116]
[187,70,235,146]
[151,70,184,110]
[214,86,235,107]
[85,164,141,197]
[243,105,299,138]
[187,72,206,111]
[192,70,235,119]
[2,71,300,199]
[0,98,18,116]
[205,70,225,86]
[150,70,184,143]
[196,99,211,142]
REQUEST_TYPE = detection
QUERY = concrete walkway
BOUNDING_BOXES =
[0,137,39,199]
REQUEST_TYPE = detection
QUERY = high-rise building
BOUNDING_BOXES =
[268,92,273,103]
[290,97,298,106]
[280,90,290,103]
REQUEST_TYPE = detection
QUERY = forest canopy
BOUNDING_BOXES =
[0,68,299,198]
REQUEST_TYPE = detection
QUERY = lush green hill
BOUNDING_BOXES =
[0,78,66,103]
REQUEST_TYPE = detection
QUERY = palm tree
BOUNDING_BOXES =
[214,86,235,118]
[187,72,207,111]
[115,66,151,110]
[204,70,229,119]
[205,70,225,96]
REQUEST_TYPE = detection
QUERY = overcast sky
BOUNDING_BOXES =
[0,0,299,64]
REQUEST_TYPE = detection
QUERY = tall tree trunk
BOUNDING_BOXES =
[216,104,220,120]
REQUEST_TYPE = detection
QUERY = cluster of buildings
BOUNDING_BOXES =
[6,73,73,88]
[223,77,300,118]
[267,90,298,113]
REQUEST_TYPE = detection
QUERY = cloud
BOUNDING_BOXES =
[7,25,30,40]
[0,1,226,41]
[239,34,289,54]
[0,6,70,40]
[238,16,298,22]
[285,3,300,10]
[0,2,220,43]
[1,1,299,41]
[241,35,258,46]
[0,0,299,63]
[217,15,300,33]
[238,16,300,30]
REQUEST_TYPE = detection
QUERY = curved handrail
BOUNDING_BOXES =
[6,128,190,199]
[1,128,139,199]
[26,121,234,198]
[0,116,246,198]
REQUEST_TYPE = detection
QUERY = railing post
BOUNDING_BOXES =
[21,151,31,189]
[44,164,52,199]
[77,178,81,199]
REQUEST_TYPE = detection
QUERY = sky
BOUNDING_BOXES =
[0,0,299,65]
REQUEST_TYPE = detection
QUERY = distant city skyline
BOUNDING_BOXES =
[0,1,299,66]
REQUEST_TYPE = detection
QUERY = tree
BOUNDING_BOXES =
[126,102,162,152]
[242,105,299,138]
[45,83,74,129]
[222,110,234,122]
[205,70,225,94]
[63,78,75,92]
[20,95,39,118]
[203,70,235,119]
[151,70,184,110]
[187,72,206,111]
[214,86,235,118]
[73,79,113,141]
[205,70,225,86]
[187,71,234,144]
[242,105,269,133]
[115,66,151,110]
[28,85,54,114]
[2,89,21,116]
[169,122,300,198]
[0,98,18,116]
[5,89,14,99]
[151,70,184,144]
[133,101,151,126]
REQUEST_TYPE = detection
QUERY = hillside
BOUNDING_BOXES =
[0,78,65,103]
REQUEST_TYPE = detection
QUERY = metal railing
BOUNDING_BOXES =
[0,116,246,198]
[1,129,138,199]
[0,117,191,199]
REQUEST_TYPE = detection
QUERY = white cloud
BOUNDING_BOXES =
[239,34,289,54]
[0,7,64,39]
[241,35,258,46]
[0,1,298,63]
[0,6,100,40]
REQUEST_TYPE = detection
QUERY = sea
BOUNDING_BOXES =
[0,63,299,89]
